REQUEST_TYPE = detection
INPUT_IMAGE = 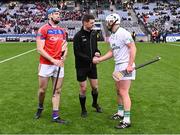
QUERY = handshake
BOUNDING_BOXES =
[92,52,101,64]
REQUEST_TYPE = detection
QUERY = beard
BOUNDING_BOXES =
[107,26,112,32]
[51,18,60,24]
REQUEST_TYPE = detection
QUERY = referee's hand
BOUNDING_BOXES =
[94,52,101,57]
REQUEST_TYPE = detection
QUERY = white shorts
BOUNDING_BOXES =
[38,64,64,78]
[114,62,136,80]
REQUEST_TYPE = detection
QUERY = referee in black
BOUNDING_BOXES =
[73,14,102,118]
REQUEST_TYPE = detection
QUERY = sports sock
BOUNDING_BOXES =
[52,110,59,120]
[38,103,43,109]
[79,94,86,112]
[123,111,131,123]
[117,104,124,116]
[91,88,98,105]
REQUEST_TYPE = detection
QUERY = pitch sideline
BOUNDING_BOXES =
[169,43,180,47]
[0,48,36,64]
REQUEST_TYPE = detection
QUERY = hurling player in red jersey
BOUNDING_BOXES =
[35,7,68,124]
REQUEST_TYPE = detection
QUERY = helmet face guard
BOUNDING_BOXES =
[105,13,121,31]
[106,19,118,31]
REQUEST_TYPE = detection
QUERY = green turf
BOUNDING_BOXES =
[0,42,180,134]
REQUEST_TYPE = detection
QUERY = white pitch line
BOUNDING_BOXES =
[0,48,36,64]
[169,44,180,47]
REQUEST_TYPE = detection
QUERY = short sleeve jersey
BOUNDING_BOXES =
[37,23,66,65]
[109,27,134,64]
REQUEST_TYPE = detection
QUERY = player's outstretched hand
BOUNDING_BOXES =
[93,56,100,64]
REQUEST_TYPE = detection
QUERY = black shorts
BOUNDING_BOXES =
[76,67,97,82]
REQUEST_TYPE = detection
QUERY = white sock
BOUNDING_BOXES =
[123,111,131,123]
[123,116,130,124]
[117,104,124,116]
[118,110,124,116]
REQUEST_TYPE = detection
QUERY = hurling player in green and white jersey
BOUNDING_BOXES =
[93,13,136,129]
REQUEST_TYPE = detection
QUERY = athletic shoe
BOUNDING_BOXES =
[34,108,43,119]
[81,110,88,118]
[111,113,123,120]
[111,113,124,120]
[92,104,103,113]
[115,121,131,129]
[52,117,68,124]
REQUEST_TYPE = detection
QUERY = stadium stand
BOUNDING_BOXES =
[0,0,179,42]
[133,1,180,34]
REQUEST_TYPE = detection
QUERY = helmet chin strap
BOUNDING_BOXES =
[108,19,118,32]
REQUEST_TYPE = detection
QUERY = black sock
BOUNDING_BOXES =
[91,88,98,105]
[79,94,86,112]
[38,103,43,109]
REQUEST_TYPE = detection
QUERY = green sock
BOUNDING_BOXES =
[118,104,124,116]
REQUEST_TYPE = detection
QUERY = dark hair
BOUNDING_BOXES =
[82,14,95,23]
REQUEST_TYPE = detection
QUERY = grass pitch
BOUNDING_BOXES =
[0,42,180,134]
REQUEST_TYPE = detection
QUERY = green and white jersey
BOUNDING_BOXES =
[109,27,134,64]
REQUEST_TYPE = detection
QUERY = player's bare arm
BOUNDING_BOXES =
[36,38,61,66]
[61,41,68,61]
[93,49,113,64]
[127,42,136,73]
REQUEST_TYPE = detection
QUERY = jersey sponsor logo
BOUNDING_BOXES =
[112,43,116,48]
[49,36,59,41]
[82,38,87,42]
[49,36,64,41]
[47,29,64,35]
[111,43,120,50]
[81,36,87,42]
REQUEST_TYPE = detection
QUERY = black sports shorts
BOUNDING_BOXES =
[76,67,97,82]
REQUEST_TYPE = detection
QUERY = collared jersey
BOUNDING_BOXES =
[109,27,134,64]
[37,23,66,65]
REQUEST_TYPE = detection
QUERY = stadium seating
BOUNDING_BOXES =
[0,0,179,42]
[133,1,180,34]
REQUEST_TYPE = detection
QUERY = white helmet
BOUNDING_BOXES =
[105,13,121,25]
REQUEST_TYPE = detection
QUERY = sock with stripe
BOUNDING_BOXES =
[117,104,124,116]
[123,111,131,124]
